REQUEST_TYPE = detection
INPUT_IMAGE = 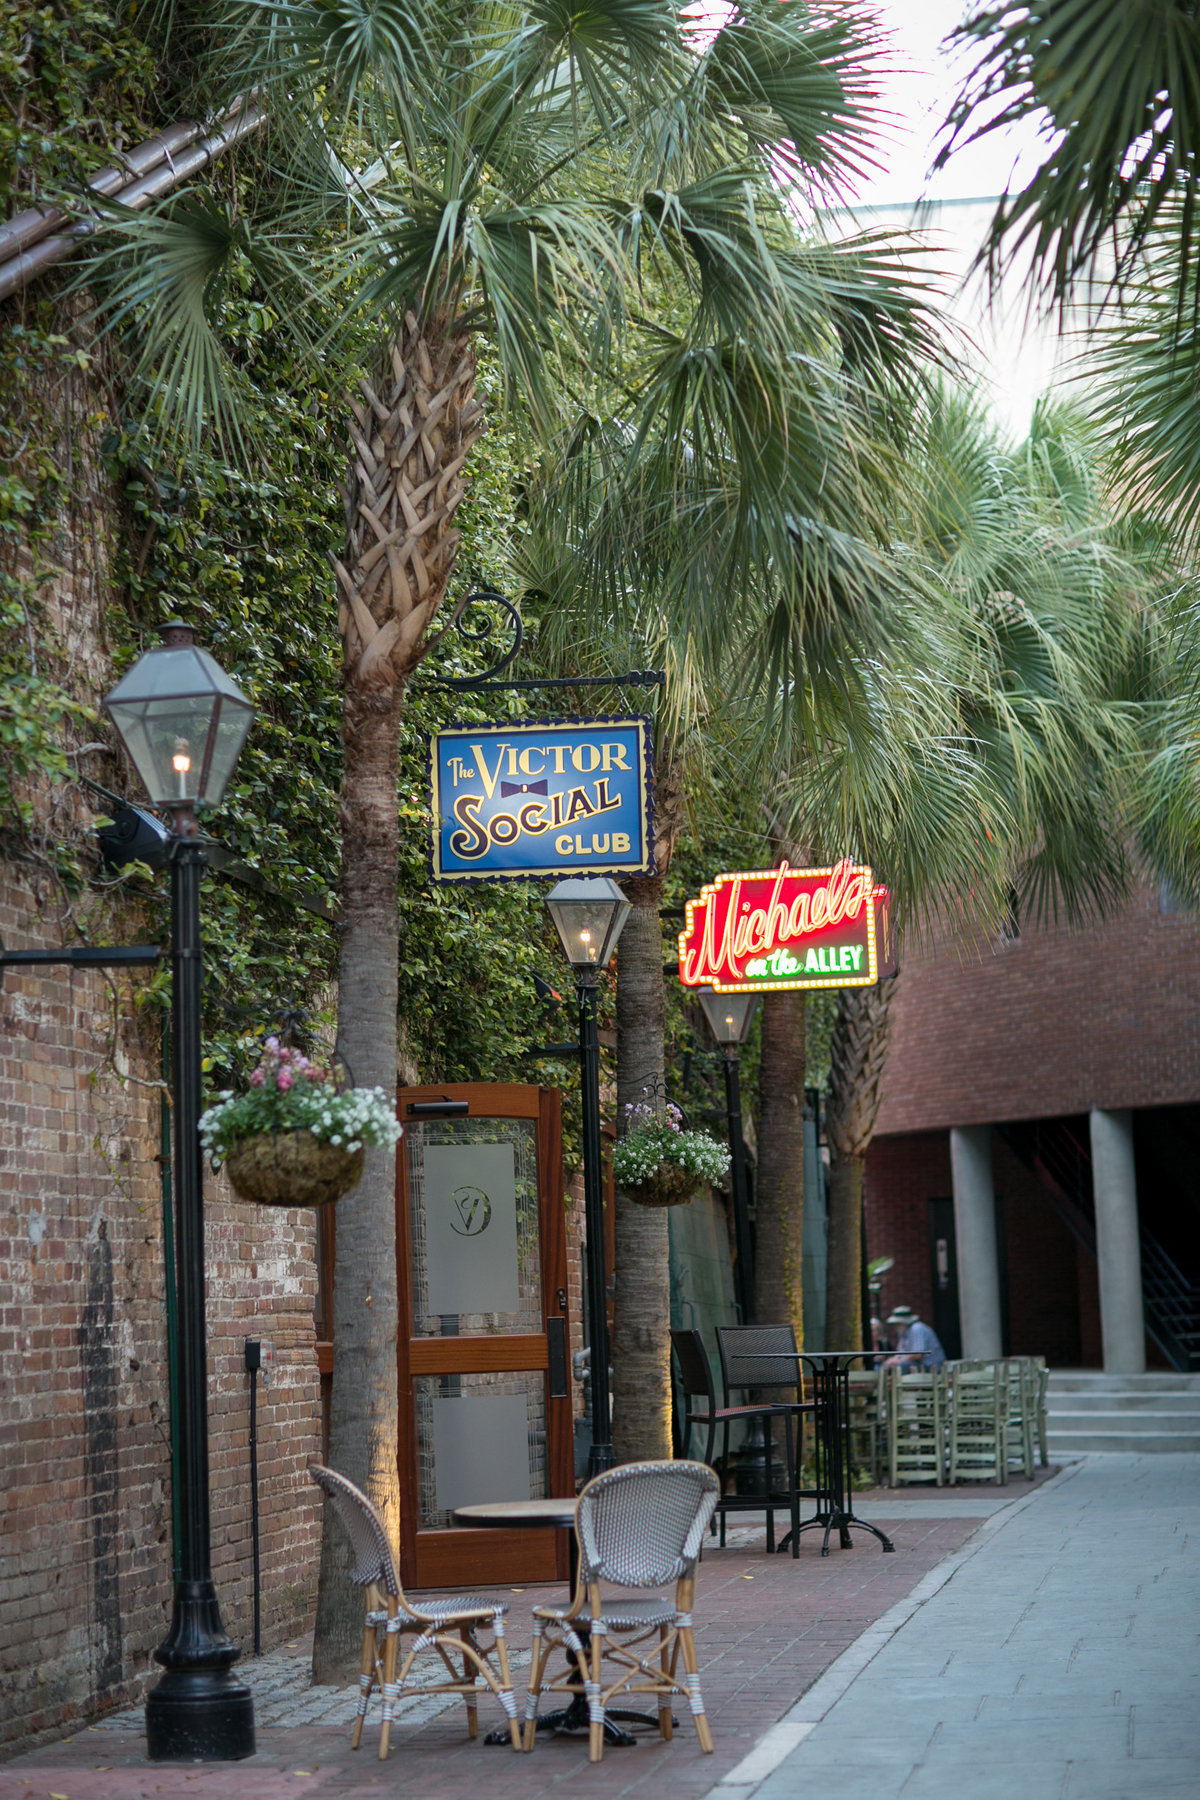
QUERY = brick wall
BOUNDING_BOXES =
[875,882,1200,1135]
[0,354,322,1746]
[0,891,324,1751]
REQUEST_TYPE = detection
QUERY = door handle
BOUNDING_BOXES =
[546,1317,569,1399]
[556,1286,568,1315]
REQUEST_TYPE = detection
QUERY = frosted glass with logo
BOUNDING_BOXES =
[422,1142,520,1318]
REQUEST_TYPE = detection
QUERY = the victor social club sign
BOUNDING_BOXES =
[679,860,881,993]
[430,718,653,881]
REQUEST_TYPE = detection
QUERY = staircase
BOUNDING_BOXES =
[997,1117,1200,1372]
[1047,1370,1200,1454]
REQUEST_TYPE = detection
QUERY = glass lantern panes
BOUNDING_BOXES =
[104,640,254,808]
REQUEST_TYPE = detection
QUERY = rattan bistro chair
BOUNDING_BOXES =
[671,1327,801,1553]
[523,1460,720,1764]
[309,1463,520,1759]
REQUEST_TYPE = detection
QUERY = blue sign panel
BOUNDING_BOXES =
[430,717,653,882]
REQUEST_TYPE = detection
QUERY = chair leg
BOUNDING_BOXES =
[377,1610,400,1762]
[523,1623,548,1752]
[492,1628,521,1750]
[785,1412,800,1559]
[677,1623,713,1755]
[350,1617,377,1752]
[587,1623,606,1764]
[657,1627,673,1740]
[461,1647,478,1738]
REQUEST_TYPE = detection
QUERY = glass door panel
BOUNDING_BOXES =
[396,1084,570,1589]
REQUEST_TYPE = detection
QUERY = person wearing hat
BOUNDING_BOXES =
[883,1305,946,1370]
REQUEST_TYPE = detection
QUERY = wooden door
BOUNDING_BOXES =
[396,1083,572,1589]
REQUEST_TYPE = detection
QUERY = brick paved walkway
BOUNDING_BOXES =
[0,1485,1055,1800]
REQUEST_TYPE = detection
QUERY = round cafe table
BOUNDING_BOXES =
[452,1497,665,1747]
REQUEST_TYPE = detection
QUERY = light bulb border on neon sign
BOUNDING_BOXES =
[677,860,881,994]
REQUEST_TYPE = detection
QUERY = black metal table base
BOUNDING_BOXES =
[775,1352,896,1558]
[780,1509,894,1557]
[486,1696,671,1746]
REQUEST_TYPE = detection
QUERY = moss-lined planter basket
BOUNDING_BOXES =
[224,1129,365,1209]
[620,1163,700,1208]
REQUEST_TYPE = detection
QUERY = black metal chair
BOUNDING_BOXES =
[715,1325,814,1558]
[670,1327,801,1554]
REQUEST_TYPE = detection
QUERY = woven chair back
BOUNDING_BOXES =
[717,1324,800,1394]
[671,1328,716,1405]
[576,1460,719,1588]
[309,1462,401,1597]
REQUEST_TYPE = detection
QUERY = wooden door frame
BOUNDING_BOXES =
[395,1081,570,1588]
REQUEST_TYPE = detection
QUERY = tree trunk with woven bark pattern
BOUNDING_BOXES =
[754,989,806,1338]
[824,980,896,1354]
[611,755,685,1463]
[313,316,482,1682]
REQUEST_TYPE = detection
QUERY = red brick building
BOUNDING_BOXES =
[864,882,1200,1371]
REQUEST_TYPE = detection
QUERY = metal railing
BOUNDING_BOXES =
[997,1118,1200,1372]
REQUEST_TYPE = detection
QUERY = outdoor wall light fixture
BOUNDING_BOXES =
[696,986,758,1324]
[103,620,254,814]
[545,877,630,1476]
[104,623,256,1764]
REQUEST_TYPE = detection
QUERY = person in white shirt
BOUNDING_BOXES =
[883,1305,946,1370]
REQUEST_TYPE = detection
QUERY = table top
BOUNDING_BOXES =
[740,1349,869,1363]
[452,1497,577,1531]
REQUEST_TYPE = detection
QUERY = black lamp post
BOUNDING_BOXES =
[696,988,758,1326]
[545,877,631,1477]
[104,622,256,1762]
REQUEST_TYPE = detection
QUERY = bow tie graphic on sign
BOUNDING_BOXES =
[499,779,548,797]
[449,1185,493,1236]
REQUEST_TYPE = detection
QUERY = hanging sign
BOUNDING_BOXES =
[430,717,653,882]
[678,859,879,993]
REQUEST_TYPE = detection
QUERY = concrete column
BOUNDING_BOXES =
[1089,1108,1146,1373]
[950,1125,1003,1359]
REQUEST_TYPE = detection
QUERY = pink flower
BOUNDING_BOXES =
[249,1068,265,1087]
[265,1036,280,1053]
[276,1068,294,1091]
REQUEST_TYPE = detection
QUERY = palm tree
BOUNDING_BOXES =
[937,0,1200,311]
[88,0,951,1663]
[803,391,1157,1352]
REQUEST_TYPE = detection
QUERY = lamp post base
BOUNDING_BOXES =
[146,1670,256,1762]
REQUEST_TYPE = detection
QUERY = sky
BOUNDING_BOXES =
[846,0,1047,209]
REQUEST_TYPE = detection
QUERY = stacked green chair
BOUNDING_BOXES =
[947,1363,1006,1485]
[847,1365,886,1486]
[886,1367,947,1485]
[1003,1359,1036,1480]
[1032,1356,1050,1467]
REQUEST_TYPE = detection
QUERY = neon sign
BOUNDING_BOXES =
[430,717,652,881]
[678,860,880,993]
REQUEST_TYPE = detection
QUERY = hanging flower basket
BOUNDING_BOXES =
[610,1093,731,1210]
[619,1159,699,1208]
[199,1038,401,1211]
[223,1129,365,1209]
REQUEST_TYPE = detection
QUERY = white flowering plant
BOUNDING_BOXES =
[610,1099,731,1190]
[199,1038,401,1164]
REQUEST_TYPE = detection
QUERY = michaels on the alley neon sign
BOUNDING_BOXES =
[678,860,881,993]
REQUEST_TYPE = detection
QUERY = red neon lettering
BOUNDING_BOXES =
[679,860,873,987]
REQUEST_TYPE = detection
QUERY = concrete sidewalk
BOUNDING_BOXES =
[717,1454,1200,1800]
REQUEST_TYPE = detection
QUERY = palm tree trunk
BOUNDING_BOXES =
[754,989,806,1337]
[612,871,672,1462]
[824,980,896,1353]
[312,682,404,1682]
[313,319,481,1680]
